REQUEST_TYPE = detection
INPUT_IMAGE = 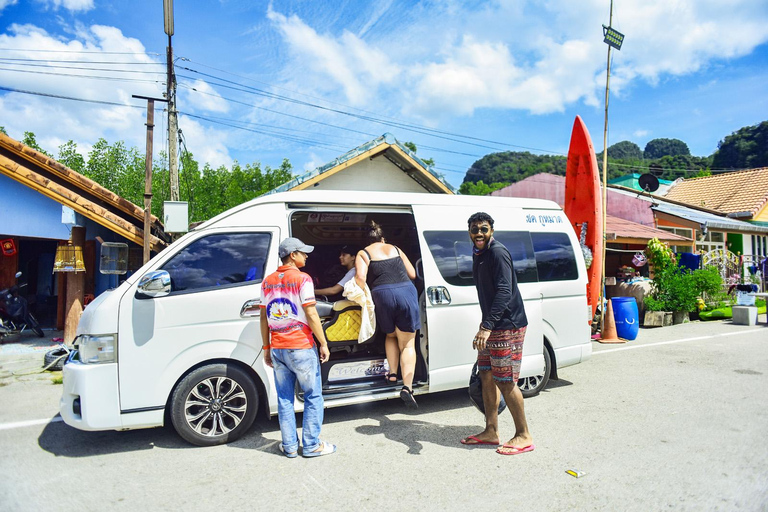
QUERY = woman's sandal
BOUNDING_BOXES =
[385,372,398,383]
[400,386,418,409]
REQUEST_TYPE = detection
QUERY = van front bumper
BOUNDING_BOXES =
[60,359,122,431]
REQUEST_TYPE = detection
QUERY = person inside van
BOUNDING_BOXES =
[260,237,336,458]
[461,212,534,456]
[315,245,358,300]
[355,220,420,409]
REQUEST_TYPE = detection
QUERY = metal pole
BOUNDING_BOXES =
[143,99,155,265]
[600,0,614,329]
[168,35,179,202]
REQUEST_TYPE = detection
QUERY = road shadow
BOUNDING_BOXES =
[38,386,557,457]
[544,378,573,390]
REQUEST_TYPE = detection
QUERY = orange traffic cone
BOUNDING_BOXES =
[599,299,626,344]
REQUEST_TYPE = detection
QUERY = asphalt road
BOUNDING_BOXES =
[1,320,767,511]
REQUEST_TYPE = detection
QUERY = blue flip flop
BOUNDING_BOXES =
[279,444,298,458]
[302,441,336,458]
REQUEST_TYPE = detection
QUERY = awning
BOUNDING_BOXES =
[606,214,692,245]
[652,202,768,235]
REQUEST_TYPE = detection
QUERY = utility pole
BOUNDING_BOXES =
[164,0,179,202]
[600,1,625,327]
[132,95,167,264]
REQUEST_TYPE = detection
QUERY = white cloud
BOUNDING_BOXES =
[0,0,18,12]
[266,5,401,105]
[36,0,94,12]
[181,80,230,113]
[266,0,768,121]
[177,117,232,169]
[0,23,233,166]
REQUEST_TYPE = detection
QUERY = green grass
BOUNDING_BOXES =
[50,372,63,385]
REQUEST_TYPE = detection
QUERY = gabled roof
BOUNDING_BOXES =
[0,132,169,251]
[606,214,691,244]
[267,133,455,195]
[663,167,768,218]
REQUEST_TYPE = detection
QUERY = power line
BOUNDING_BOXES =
[0,57,163,65]
[0,85,160,110]
[0,60,167,75]
[0,47,162,56]
[0,67,164,84]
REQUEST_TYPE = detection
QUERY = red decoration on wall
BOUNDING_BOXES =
[1,239,16,256]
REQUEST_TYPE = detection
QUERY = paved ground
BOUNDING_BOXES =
[0,318,767,511]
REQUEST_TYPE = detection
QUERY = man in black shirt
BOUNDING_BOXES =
[460,212,534,455]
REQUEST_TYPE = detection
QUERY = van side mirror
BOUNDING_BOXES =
[136,270,171,299]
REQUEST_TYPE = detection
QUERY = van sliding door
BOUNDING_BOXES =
[412,205,543,392]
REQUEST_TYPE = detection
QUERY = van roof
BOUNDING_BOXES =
[197,190,562,230]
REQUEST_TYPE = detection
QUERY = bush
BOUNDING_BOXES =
[643,239,724,313]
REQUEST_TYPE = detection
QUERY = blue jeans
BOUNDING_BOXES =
[271,347,324,453]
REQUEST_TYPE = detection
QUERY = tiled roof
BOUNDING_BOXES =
[606,215,691,242]
[663,167,768,217]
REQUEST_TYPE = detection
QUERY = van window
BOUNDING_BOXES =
[423,231,537,286]
[530,232,578,281]
[161,232,271,293]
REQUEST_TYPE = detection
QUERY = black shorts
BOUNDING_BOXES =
[371,282,421,334]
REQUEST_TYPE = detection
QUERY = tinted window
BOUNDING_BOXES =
[423,231,538,286]
[161,233,271,293]
[530,232,578,281]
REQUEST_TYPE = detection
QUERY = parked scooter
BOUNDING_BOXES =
[0,272,44,339]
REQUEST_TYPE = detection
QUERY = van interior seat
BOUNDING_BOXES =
[322,300,374,346]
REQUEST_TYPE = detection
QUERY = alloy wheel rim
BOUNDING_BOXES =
[519,375,543,391]
[184,377,248,437]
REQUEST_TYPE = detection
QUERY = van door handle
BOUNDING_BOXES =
[240,299,261,318]
[427,286,451,305]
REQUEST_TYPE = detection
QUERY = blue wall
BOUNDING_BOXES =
[0,174,71,239]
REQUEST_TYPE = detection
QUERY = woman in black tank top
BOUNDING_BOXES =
[355,221,420,409]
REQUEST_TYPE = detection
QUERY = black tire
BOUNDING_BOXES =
[170,363,258,447]
[44,347,69,371]
[27,313,44,337]
[518,344,551,398]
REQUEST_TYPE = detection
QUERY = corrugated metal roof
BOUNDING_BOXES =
[652,201,768,234]
[266,133,455,195]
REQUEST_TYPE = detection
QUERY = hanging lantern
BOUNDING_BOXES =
[53,241,85,273]
[1,239,16,256]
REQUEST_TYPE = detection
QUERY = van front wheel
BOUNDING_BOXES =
[518,346,551,398]
[170,363,258,446]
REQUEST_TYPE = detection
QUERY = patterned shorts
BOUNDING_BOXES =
[477,327,526,383]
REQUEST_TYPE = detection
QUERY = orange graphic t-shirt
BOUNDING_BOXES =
[260,265,316,349]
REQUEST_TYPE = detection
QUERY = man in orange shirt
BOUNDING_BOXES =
[260,237,335,458]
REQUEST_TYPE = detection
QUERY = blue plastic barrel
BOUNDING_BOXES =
[612,297,639,340]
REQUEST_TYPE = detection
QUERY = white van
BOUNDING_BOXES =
[60,190,591,446]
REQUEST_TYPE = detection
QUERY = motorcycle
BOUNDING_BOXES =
[0,272,44,339]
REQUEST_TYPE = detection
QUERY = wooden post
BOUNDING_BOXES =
[143,99,155,265]
[63,226,85,345]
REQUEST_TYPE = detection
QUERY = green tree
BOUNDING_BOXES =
[458,180,509,195]
[57,140,86,174]
[21,131,52,157]
[601,141,643,160]
[711,121,768,170]
[403,141,435,167]
[643,138,690,159]
[463,151,566,186]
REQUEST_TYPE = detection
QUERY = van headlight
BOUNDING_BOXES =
[76,335,117,364]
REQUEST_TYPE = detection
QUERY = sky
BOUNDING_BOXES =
[1,0,767,190]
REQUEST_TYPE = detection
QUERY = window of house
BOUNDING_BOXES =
[696,231,726,255]
[657,226,693,254]
[161,232,272,293]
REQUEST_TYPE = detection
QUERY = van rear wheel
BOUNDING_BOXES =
[518,346,551,398]
[170,363,258,446]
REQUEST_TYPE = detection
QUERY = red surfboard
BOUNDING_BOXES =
[564,116,603,322]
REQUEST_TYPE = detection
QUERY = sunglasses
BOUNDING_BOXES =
[469,226,491,234]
